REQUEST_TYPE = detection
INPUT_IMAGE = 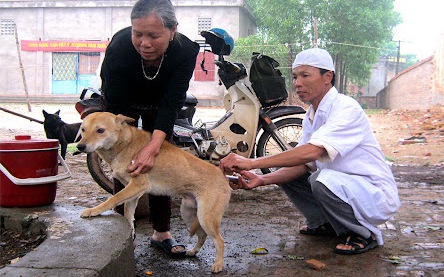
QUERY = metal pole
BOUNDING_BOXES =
[395,40,400,75]
[287,43,293,105]
[313,17,318,48]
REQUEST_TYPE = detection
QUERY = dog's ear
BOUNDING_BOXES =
[116,114,136,125]
[43,109,48,117]
[56,110,61,115]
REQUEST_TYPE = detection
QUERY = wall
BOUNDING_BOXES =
[382,35,444,110]
[433,34,444,105]
[366,61,386,97]
[0,0,256,101]
[357,96,377,109]
[376,87,387,109]
[174,4,248,101]
[0,1,133,97]
[386,57,434,110]
[346,58,397,109]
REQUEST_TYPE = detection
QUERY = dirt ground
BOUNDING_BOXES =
[1,104,444,275]
[367,108,444,166]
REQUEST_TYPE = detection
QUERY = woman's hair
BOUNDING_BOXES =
[131,0,177,29]
[320,68,336,86]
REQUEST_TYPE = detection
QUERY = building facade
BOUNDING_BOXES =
[0,0,256,102]
[377,35,444,110]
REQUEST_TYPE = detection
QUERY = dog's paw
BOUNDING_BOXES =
[211,262,224,274]
[185,249,198,257]
[80,208,99,218]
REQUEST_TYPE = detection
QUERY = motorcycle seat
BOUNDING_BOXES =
[185,93,198,106]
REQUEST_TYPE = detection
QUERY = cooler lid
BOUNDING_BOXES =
[0,135,59,151]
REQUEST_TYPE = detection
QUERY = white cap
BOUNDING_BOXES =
[292,48,335,72]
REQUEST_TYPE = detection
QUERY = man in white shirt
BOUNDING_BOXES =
[220,48,400,255]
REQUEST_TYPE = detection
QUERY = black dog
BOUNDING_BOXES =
[43,110,81,159]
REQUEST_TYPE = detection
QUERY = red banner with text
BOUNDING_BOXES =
[21,40,109,52]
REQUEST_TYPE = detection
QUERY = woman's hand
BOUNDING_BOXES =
[127,144,159,177]
[127,130,166,177]
[220,153,253,174]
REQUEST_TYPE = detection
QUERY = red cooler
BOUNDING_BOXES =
[0,135,71,207]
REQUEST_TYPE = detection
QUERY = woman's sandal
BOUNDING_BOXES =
[334,233,378,255]
[299,222,336,236]
[150,237,186,257]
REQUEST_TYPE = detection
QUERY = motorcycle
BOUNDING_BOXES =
[76,29,306,194]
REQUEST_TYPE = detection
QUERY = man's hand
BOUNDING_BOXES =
[229,170,263,190]
[220,153,253,174]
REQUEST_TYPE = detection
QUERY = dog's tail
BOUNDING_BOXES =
[189,218,201,237]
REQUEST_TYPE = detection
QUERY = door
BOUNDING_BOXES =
[52,52,77,94]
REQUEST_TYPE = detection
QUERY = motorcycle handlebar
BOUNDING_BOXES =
[80,87,101,100]
[214,60,241,73]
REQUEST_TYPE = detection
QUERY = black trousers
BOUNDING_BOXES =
[114,179,171,232]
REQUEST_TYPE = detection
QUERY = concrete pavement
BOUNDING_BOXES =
[0,204,134,277]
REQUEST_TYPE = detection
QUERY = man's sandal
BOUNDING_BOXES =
[299,222,336,236]
[150,237,186,257]
[334,233,378,255]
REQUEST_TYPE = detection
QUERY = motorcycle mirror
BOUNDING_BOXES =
[200,59,207,74]
[200,49,211,74]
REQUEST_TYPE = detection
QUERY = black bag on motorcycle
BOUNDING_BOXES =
[249,52,288,107]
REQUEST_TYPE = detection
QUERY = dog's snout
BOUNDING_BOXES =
[77,143,86,152]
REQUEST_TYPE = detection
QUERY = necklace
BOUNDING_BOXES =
[141,53,164,80]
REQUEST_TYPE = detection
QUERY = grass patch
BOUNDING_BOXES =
[67,144,78,153]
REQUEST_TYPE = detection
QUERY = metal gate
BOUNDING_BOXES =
[52,52,101,95]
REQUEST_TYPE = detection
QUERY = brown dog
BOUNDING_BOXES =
[76,112,231,273]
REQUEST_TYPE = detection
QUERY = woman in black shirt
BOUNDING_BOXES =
[100,0,199,256]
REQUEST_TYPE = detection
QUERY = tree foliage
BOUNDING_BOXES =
[240,0,402,92]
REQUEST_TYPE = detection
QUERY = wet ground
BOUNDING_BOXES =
[131,165,444,277]
[1,104,444,276]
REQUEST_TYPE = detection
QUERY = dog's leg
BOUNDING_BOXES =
[180,196,207,257]
[124,196,142,240]
[202,224,224,273]
[196,199,228,273]
[187,226,207,257]
[80,181,147,218]
[60,138,68,160]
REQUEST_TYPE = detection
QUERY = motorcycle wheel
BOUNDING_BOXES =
[86,152,114,194]
[256,117,303,174]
